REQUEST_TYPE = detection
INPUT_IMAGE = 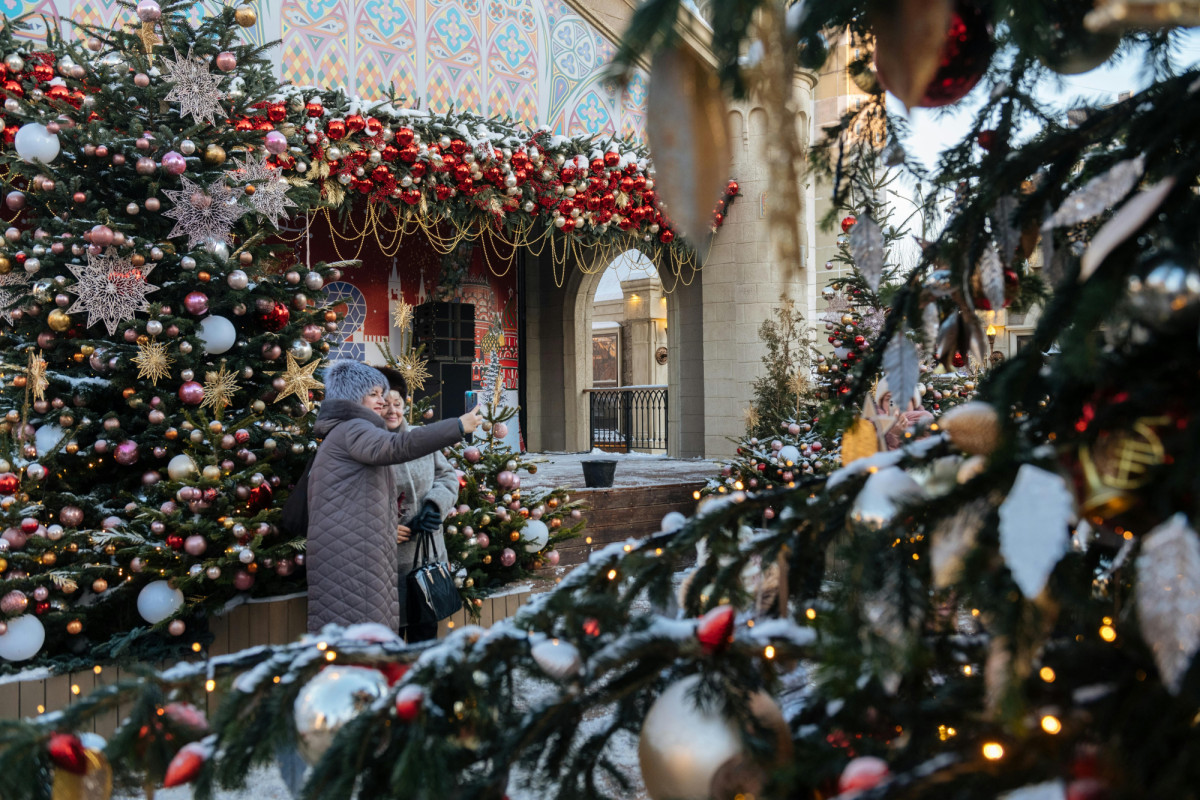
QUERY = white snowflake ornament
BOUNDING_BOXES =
[65,248,160,335]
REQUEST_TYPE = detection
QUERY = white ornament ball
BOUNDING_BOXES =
[136,580,184,623]
[14,123,60,164]
[198,315,237,354]
[522,518,549,553]
[850,467,926,530]
[167,454,197,481]
[0,615,45,661]
[777,445,801,466]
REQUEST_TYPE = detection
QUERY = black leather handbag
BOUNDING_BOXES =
[406,528,462,625]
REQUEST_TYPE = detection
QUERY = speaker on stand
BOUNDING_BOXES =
[412,302,476,419]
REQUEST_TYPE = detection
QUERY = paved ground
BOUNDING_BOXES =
[521,450,720,492]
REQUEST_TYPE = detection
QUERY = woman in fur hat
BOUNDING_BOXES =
[305,360,482,632]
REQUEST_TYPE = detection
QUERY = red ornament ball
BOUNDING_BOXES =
[325,119,347,139]
[260,301,290,332]
[725,180,739,196]
[696,604,735,654]
[47,732,88,775]
[163,742,208,788]
[841,215,857,233]
[247,483,273,512]
[952,351,966,368]
[977,129,998,151]
[304,100,323,117]
[917,0,994,107]
[167,534,185,549]
[345,114,366,133]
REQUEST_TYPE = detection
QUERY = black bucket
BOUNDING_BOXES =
[581,459,617,488]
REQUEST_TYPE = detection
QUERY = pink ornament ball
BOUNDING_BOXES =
[475,533,489,549]
[493,422,508,439]
[114,440,139,465]
[161,150,186,175]
[788,423,801,435]
[5,191,25,211]
[89,224,114,246]
[178,381,204,405]
[130,557,145,573]
[839,756,890,795]
[59,506,83,527]
[215,51,237,72]
[530,507,543,520]
[500,548,516,567]
[1,590,28,615]
[496,470,515,489]
[570,509,581,519]
[264,130,287,155]
[275,559,294,576]
[457,504,471,515]
[463,446,482,464]
[167,619,186,636]
[771,439,783,451]
[136,0,161,21]
[546,549,560,566]
[763,508,775,520]
[184,291,209,315]
[2,528,27,549]
[183,535,207,556]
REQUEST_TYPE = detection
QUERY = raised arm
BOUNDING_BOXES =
[341,417,463,466]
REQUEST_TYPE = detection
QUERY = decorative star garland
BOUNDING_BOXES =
[64,249,160,336]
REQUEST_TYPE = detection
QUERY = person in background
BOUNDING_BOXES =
[305,360,483,633]
[872,377,935,450]
[378,367,460,642]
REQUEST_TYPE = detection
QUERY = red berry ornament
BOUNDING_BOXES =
[977,129,998,151]
[841,215,857,233]
[47,732,88,775]
[163,742,208,788]
[696,604,735,654]
[394,685,424,722]
[838,755,890,795]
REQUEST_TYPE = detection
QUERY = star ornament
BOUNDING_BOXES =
[162,176,248,249]
[160,47,225,125]
[132,338,174,385]
[274,353,323,410]
[232,154,297,226]
[65,249,160,336]
[391,299,413,331]
[396,351,432,394]
[26,349,47,402]
[201,365,240,417]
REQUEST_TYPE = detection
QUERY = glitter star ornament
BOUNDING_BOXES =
[232,154,297,226]
[274,352,323,409]
[396,351,432,394]
[132,339,174,385]
[160,48,225,125]
[162,176,247,249]
[201,365,239,417]
[26,349,47,402]
[0,270,29,325]
[391,299,413,331]
[65,248,160,336]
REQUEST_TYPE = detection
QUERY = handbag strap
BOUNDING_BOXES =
[413,526,436,567]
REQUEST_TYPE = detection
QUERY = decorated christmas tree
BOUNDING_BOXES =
[10,2,1200,800]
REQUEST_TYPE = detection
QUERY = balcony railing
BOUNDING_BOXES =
[586,386,668,453]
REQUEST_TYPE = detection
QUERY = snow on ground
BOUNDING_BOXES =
[521,450,720,492]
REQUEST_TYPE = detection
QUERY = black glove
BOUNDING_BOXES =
[410,500,442,534]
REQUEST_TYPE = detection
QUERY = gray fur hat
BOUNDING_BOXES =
[322,360,388,402]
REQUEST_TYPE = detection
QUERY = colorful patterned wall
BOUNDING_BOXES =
[6,0,647,141]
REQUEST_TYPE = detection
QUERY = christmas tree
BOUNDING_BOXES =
[9,2,1200,800]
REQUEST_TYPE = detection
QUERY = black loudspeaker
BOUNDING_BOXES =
[413,302,475,363]
[415,361,474,421]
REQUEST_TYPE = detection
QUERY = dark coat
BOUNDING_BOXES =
[305,399,461,632]
[392,419,460,626]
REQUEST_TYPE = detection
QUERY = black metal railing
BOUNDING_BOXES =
[587,386,668,453]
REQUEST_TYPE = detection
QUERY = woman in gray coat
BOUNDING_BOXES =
[305,360,482,633]
[378,367,460,642]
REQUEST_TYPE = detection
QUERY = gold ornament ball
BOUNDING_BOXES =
[841,314,854,325]
[481,420,493,432]
[92,578,108,593]
[47,309,71,331]
[0,256,10,274]
[41,551,57,566]
[204,144,227,165]
[509,531,520,542]
[482,555,492,565]
[80,344,95,356]
[234,5,257,26]
[0,557,6,572]
[65,442,78,455]
[66,619,82,634]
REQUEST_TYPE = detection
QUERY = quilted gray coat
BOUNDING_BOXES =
[393,418,460,627]
[306,399,462,632]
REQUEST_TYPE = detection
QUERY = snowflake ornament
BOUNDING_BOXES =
[232,154,297,226]
[132,339,174,385]
[65,249,160,336]
[161,48,225,126]
[0,270,29,325]
[162,176,248,249]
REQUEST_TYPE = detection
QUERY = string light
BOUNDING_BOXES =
[71,684,80,695]
[1099,625,1117,643]
[606,569,618,580]
[92,665,102,675]
[805,608,817,620]
[1040,715,1062,734]
[982,742,1004,760]
[205,679,216,692]
[962,665,973,676]
[325,650,337,661]
[1039,666,1056,683]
